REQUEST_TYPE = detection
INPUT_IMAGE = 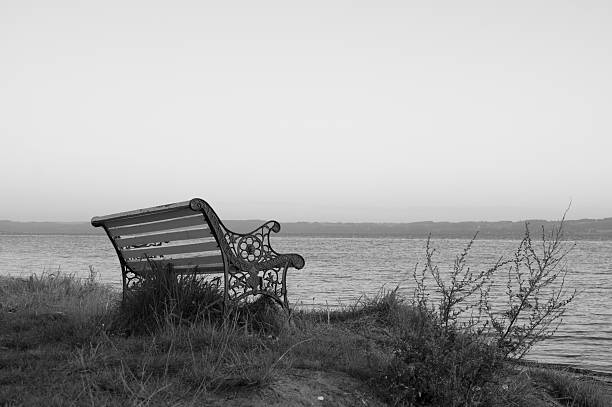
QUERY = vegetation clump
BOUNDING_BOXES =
[376,217,585,406]
[113,270,225,335]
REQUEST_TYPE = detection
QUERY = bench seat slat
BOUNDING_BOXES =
[127,254,224,270]
[91,201,191,225]
[110,215,205,237]
[104,207,198,228]
[172,265,225,274]
[114,229,212,248]
[121,241,219,259]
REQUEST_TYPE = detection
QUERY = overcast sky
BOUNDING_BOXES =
[1,1,611,222]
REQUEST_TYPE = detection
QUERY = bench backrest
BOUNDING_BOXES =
[92,201,225,274]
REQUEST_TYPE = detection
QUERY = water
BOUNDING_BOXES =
[1,235,611,373]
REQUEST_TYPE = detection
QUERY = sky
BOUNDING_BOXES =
[1,1,611,222]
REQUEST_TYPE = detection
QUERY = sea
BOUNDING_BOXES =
[1,234,610,373]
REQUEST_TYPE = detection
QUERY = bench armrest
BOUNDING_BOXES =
[189,198,305,271]
[224,220,305,270]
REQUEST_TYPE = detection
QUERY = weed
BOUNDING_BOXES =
[379,214,578,406]
[485,218,576,359]
[530,368,612,407]
[112,268,224,335]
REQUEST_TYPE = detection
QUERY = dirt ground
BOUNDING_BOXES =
[206,368,387,407]
[205,365,612,407]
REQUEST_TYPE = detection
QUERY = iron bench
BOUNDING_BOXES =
[91,198,305,309]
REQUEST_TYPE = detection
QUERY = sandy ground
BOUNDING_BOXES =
[206,368,387,407]
[203,365,612,407]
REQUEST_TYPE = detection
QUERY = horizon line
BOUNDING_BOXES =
[2,216,612,225]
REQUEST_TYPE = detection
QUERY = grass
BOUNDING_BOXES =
[529,368,612,407]
[0,272,610,406]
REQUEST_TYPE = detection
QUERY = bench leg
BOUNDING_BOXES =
[221,264,291,311]
[121,265,127,303]
[281,263,290,310]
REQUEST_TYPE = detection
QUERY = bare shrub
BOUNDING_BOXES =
[412,215,576,360]
[484,218,576,359]
[413,233,509,332]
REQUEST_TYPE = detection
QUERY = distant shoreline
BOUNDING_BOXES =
[2,217,612,240]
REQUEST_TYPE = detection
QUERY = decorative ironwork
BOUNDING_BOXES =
[236,235,264,262]
[224,265,288,304]
[190,198,305,308]
[124,266,144,290]
[224,221,281,264]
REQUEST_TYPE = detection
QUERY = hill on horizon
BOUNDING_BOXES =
[2,217,612,240]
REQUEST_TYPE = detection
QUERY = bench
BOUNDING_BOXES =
[91,198,305,309]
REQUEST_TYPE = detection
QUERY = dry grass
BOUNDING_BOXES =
[0,267,116,318]
[0,273,609,406]
[529,368,612,407]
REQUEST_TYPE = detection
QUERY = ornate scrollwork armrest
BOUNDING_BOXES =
[189,198,304,270]
[245,220,281,236]
[223,221,305,271]
[256,253,305,270]
[190,198,304,308]
[224,220,283,264]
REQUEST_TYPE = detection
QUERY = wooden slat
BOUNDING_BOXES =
[173,265,225,274]
[91,201,191,226]
[114,228,213,248]
[127,254,223,270]
[104,207,198,228]
[109,216,205,237]
[121,241,219,259]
